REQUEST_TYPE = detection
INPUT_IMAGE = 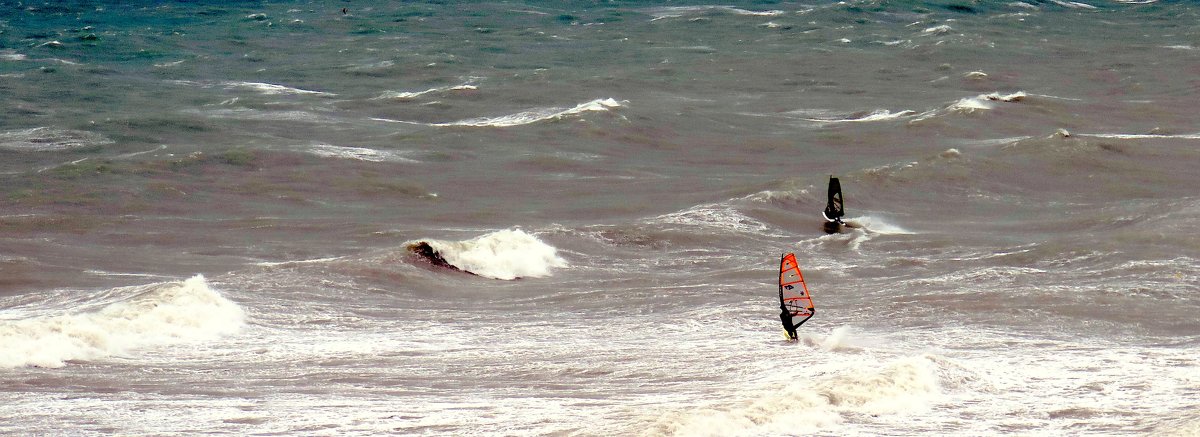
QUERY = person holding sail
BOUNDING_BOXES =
[822,175,845,234]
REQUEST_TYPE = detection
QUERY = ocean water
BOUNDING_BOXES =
[2,0,1199,435]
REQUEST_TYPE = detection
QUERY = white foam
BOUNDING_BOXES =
[306,144,420,163]
[373,82,477,100]
[646,6,784,21]
[347,60,395,72]
[985,91,1027,102]
[415,229,567,280]
[169,79,334,96]
[745,186,812,204]
[846,215,915,235]
[1051,0,1097,8]
[922,24,953,35]
[943,91,1027,115]
[647,356,940,436]
[651,204,774,235]
[253,256,344,267]
[805,325,868,352]
[950,97,993,112]
[802,109,917,123]
[0,275,245,368]
[1078,132,1200,140]
[434,98,623,127]
[0,127,114,152]
[221,81,335,96]
[0,50,27,61]
[191,108,330,122]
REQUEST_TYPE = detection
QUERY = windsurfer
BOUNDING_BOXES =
[779,305,798,341]
[778,252,815,341]
[822,176,845,234]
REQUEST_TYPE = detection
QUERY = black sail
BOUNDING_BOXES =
[823,176,844,222]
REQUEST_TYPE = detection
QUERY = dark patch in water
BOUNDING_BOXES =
[944,4,978,14]
[407,241,475,276]
[822,221,841,234]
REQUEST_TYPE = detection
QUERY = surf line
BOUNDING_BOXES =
[778,252,816,341]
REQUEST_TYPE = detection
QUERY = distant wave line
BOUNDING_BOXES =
[1078,132,1200,140]
[373,98,624,128]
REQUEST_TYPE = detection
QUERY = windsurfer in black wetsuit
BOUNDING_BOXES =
[822,175,844,234]
[779,305,798,341]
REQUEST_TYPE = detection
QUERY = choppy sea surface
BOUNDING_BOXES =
[2,0,1199,435]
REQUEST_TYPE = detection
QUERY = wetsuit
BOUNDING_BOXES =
[779,305,798,340]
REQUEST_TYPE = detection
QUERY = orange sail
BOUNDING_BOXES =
[778,252,815,340]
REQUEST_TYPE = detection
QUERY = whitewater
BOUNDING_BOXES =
[2,1,1199,435]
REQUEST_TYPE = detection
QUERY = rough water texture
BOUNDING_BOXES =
[2,1,1199,435]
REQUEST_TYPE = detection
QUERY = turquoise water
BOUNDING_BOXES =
[3,1,1200,435]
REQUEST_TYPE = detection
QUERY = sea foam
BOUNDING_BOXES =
[801,109,917,124]
[0,127,114,152]
[646,356,940,436]
[307,144,420,163]
[0,50,26,61]
[0,275,245,368]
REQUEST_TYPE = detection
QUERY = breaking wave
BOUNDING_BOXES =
[800,109,917,124]
[433,98,624,127]
[407,229,567,280]
[373,83,478,101]
[0,275,245,368]
[168,80,335,96]
[909,91,1029,122]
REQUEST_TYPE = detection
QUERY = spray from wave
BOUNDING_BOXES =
[0,275,245,368]
[407,229,567,280]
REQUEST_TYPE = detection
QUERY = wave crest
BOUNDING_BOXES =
[434,98,623,127]
[0,275,245,368]
[408,229,567,280]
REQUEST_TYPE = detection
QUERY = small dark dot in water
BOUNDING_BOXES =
[945,5,978,14]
